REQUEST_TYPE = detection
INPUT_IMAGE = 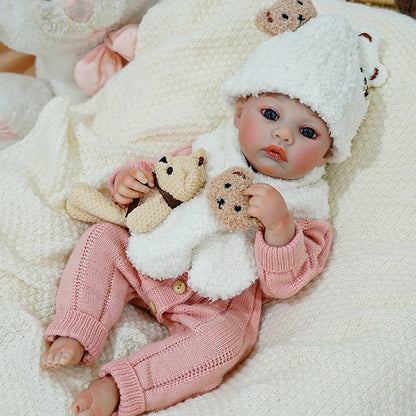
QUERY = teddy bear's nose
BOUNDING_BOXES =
[64,0,94,23]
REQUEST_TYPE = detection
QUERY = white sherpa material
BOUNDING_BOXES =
[0,1,414,414]
[127,119,329,300]
[222,14,385,164]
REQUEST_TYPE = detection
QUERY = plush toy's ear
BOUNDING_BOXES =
[192,148,207,166]
[358,28,388,89]
[228,167,254,181]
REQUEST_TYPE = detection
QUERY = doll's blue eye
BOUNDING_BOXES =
[262,109,278,121]
[301,127,317,139]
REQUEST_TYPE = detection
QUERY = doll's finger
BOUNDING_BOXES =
[243,183,268,196]
[121,177,151,195]
[113,192,134,205]
[119,188,145,201]
[246,205,262,221]
[142,170,155,187]
[132,169,154,187]
[247,195,263,208]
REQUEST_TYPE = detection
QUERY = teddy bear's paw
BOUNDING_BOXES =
[255,0,317,37]
[206,167,259,231]
[126,190,171,233]
[66,182,127,226]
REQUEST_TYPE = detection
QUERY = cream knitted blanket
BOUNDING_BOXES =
[1,0,415,414]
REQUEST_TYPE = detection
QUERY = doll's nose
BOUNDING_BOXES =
[272,124,294,144]
[64,0,94,23]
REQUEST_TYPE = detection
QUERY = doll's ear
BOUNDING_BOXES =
[233,97,247,128]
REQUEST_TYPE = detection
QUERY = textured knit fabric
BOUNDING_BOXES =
[1,1,415,415]
[44,219,332,415]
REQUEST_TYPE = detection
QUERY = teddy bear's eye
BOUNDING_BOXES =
[298,1,304,5]
[167,167,173,175]
[224,183,231,188]
[234,206,242,212]
[198,157,204,166]
[282,14,289,20]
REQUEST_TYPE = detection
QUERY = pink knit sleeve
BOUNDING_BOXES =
[107,144,193,200]
[255,219,332,299]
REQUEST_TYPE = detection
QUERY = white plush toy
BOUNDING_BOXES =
[0,0,157,148]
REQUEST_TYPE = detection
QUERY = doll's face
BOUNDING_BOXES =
[234,93,332,180]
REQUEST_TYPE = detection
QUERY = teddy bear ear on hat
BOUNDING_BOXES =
[255,0,317,36]
[358,28,388,91]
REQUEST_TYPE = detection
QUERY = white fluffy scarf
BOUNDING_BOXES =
[127,119,329,300]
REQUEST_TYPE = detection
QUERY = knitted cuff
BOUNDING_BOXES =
[99,358,146,416]
[44,309,108,364]
[255,222,307,272]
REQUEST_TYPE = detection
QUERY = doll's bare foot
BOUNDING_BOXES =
[71,376,120,416]
[41,336,84,369]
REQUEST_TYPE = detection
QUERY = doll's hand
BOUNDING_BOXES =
[113,168,154,205]
[244,183,295,247]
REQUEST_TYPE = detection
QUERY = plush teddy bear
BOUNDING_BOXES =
[255,0,317,36]
[66,148,207,233]
[206,167,259,231]
[0,0,157,147]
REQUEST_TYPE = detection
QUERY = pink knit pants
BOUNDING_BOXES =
[45,222,261,415]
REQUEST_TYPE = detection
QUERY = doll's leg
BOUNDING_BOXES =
[86,289,261,416]
[42,222,138,367]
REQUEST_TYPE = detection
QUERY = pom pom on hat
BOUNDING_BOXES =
[222,14,387,164]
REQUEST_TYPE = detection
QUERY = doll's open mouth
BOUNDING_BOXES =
[263,145,287,162]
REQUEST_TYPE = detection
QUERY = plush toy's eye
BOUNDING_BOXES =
[198,157,204,166]
[282,14,289,20]
[234,206,242,212]
[298,1,304,5]
[224,183,231,189]
[167,167,173,175]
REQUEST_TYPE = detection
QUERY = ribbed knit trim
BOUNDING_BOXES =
[255,223,307,272]
[44,309,108,364]
[100,358,145,416]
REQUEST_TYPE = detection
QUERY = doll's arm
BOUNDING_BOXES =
[255,219,332,299]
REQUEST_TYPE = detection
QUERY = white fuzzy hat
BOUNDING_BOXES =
[222,14,387,164]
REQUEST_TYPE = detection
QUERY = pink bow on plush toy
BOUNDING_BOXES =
[74,24,138,96]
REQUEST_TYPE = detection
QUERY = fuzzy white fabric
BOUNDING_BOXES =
[223,14,387,164]
[127,119,329,300]
[0,0,415,415]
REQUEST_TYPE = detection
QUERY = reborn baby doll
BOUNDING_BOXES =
[41,14,386,416]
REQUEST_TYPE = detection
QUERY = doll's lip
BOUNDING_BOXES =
[263,145,287,162]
